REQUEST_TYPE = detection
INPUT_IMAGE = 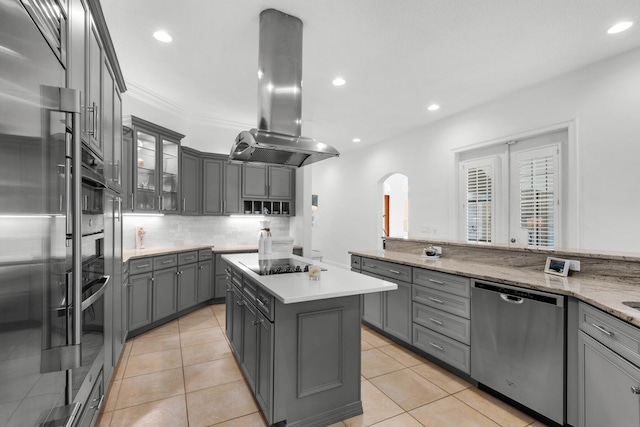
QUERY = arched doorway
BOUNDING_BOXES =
[381,173,409,239]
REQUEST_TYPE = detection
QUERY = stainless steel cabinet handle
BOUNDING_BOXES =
[199,266,203,270]
[631,386,640,394]
[236,300,244,306]
[162,260,172,264]
[137,264,150,268]
[89,395,104,410]
[389,269,400,274]
[429,317,444,326]
[500,294,524,304]
[429,279,444,285]
[185,256,195,260]
[429,342,445,351]
[369,264,377,268]
[87,104,95,136]
[252,319,264,326]
[428,297,444,304]
[183,198,186,211]
[592,323,614,336]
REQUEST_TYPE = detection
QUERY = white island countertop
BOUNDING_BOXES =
[222,253,397,304]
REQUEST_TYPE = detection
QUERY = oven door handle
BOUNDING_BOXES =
[81,275,110,311]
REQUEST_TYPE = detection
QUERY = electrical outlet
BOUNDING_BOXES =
[569,260,581,271]
[433,246,442,254]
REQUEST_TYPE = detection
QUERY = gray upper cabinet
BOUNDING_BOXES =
[86,18,103,156]
[268,167,294,199]
[224,162,243,214]
[181,148,201,215]
[243,165,294,200]
[202,155,242,215]
[243,164,269,198]
[125,116,184,213]
[202,156,223,215]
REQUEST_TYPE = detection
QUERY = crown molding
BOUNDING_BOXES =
[124,80,253,131]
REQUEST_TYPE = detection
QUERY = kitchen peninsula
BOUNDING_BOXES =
[222,253,397,427]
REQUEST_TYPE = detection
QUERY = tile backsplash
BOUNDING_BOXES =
[123,215,291,250]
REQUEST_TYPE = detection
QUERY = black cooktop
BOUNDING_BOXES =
[240,258,326,276]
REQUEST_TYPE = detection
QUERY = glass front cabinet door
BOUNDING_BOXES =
[126,116,184,213]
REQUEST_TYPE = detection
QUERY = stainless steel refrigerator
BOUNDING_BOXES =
[1,1,83,425]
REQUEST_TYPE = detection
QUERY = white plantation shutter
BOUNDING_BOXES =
[463,159,495,243]
[512,146,559,249]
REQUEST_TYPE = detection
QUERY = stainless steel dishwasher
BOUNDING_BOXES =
[471,280,565,425]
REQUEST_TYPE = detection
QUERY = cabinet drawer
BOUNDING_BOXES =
[579,302,640,366]
[350,255,361,270]
[129,257,152,274]
[154,254,178,270]
[256,286,275,322]
[413,285,470,319]
[413,323,470,374]
[413,302,470,345]
[361,258,411,282]
[178,251,198,265]
[413,269,470,298]
[199,249,213,261]
[243,275,258,303]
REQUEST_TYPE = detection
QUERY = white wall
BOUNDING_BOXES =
[312,48,640,265]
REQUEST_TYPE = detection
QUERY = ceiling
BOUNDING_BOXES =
[101,0,640,154]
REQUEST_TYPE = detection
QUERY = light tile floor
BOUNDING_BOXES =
[97,305,548,427]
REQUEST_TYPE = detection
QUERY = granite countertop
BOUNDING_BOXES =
[123,244,303,262]
[350,249,640,328]
[123,245,214,262]
[223,253,397,304]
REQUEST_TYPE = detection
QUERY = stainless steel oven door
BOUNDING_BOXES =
[69,271,109,401]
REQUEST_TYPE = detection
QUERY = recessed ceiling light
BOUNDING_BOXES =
[607,21,634,34]
[153,30,173,43]
[352,138,361,143]
[427,104,440,111]
[332,77,346,86]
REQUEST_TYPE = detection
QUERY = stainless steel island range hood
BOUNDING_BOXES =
[229,9,340,167]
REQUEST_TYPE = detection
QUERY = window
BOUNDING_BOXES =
[458,129,566,249]
[462,158,495,243]
[511,146,558,248]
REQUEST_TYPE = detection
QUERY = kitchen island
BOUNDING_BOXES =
[222,253,397,427]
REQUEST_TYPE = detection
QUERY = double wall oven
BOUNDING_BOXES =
[68,145,110,407]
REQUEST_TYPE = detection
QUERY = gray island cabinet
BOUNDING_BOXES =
[222,253,396,427]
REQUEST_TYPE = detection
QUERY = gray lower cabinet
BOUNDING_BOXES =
[127,270,153,332]
[177,251,199,311]
[255,309,273,418]
[354,255,471,374]
[226,263,362,426]
[359,260,412,343]
[177,263,198,311]
[362,290,383,329]
[197,249,213,302]
[152,267,178,320]
[578,302,640,427]
[411,268,471,374]
[579,331,640,427]
[360,272,411,343]
[127,250,216,336]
